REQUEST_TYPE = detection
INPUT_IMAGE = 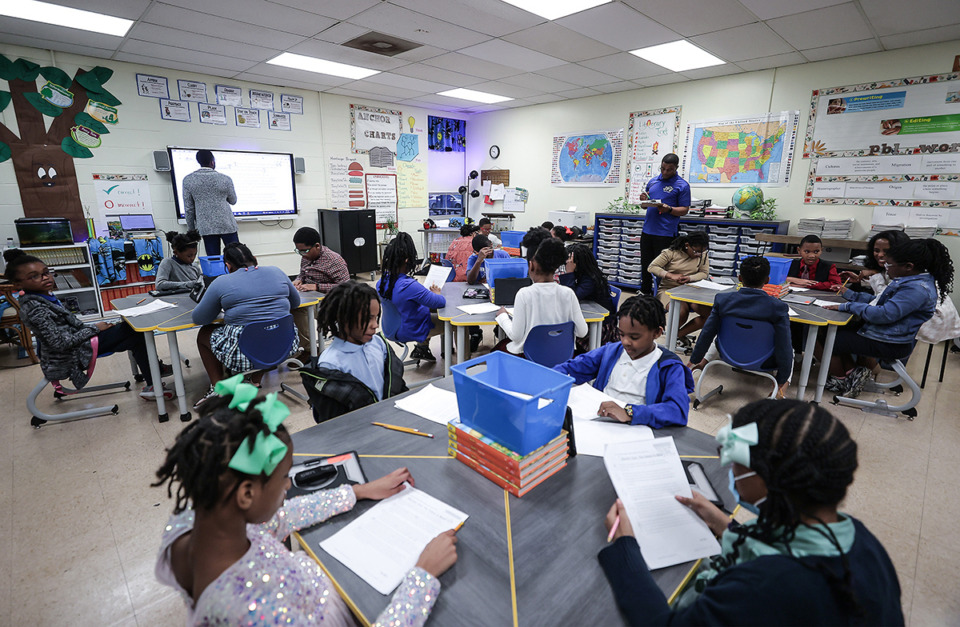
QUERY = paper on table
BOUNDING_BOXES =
[112,299,177,317]
[319,485,468,595]
[394,384,460,424]
[503,388,553,409]
[813,299,839,308]
[567,383,624,420]
[423,264,449,291]
[604,438,720,569]
[789,287,809,292]
[575,420,653,457]
[788,307,799,317]
[457,303,500,315]
[688,280,733,291]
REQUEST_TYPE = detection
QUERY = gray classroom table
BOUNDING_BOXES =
[292,376,734,627]
[437,282,610,376]
[662,285,853,403]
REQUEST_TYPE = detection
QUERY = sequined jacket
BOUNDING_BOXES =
[18,292,97,388]
[156,485,440,626]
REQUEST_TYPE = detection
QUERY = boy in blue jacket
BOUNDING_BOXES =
[553,295,694,429]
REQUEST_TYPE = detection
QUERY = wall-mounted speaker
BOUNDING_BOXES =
[294,157,306,174]
[153,150,171,172]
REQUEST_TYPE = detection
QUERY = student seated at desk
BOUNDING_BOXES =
[466,234,511,285]
[554,295,693,429]
[599,399,904,625]
[786,234,841,291]
[445,224,480,282]
[648,232,711,348]
[154,375,458,626]
[688,256,793,398]
[4,249,173,400]
[155,230,202,293]
[303,280,408,423]
[478,217,501,248]
[560,244,618,345]
[192,243,300,409]
[291,227,350,355]
[838,230,909,296]
[822,239,951,398]
[520,226,552,262]
[494,238,587,356]
[377,232,445,362]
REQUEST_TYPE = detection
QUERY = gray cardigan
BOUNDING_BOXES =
[182,168,238,236]
[155,257,202,292]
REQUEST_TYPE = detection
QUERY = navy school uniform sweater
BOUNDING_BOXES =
[376,273,446,343]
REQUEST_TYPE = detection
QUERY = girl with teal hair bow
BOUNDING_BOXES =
[153,374,460,625]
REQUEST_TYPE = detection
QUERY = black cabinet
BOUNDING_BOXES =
[318,209,378,276]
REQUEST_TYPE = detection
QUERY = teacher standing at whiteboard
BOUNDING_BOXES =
[183,149,239,256]
[639,153,691,296]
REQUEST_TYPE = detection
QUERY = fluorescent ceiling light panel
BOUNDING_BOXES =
[0,0,134,37]
[630,41,725,72]
[500,0,612,20]
[267,53,379,80]
[437,88,512,104]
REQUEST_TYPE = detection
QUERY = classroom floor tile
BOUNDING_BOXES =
[1,310,958,626]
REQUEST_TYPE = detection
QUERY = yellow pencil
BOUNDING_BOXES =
[371,422,434,438]
[454,520,465,532]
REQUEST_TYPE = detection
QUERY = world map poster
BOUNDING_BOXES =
[682,112,799,187]
[551,129,623,187]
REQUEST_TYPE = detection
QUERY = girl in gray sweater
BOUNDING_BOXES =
[156,230,202,293]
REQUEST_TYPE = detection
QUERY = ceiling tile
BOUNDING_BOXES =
[554,87,601,99]
[288,39,408,71]
[390,0,544,37]
[337,80,429,100]
[525,93,564,104]
[501,22,620,63]
[324,86,400,101]
[578,53,671,80]
[142,4,307,49]
[536,63,620,87]
[861,0,960,36]
[622,0,759,37]
[592,81,642,94]
[0,33,117,60]
[767,4,874,50]
[800,39,881,62]
[691,22,794,62]
[119,39,258,72]
[114,52,254,78]
[313,21,371,44]
[0,18,124,50]
[556,3,679,52]
[469,80,542,99]
[640,73,690,86]
[240,62,353,86]
[736,52,807,71]
[736,0,849,20]
[457,39,565,72]
[398,94,471,108]
[44,0,152,20]
[391,64,484,87]
[395,98,462,112]
[157,0,337,37]
[234,71,340,92]
[680,64,744,80]
[880,23,960,50]
[499,72,578,93]
[421,52,524,80]
[267,0,381,21]
[346,3,491,50]
[392,45,447,63]
[363,72,455,94]
[128,23,282,62]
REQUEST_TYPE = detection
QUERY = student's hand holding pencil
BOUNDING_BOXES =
[352,467,414,501]
[415,530,459,578]
[604,499,634,541]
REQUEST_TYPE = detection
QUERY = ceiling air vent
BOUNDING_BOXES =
[342,31,423,57]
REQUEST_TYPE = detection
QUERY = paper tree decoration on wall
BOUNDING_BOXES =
[428,115,465,152]
[0,55,121,240]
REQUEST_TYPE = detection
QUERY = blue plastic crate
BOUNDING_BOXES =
[500,230,524,248]
[762,256,792,284]
[199,255,227,277]
[452,352,573,455]
[484,257,528,288]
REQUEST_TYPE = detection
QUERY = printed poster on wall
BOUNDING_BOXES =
[281,94,303,114]
[366,173,398,223]
[177,80,207,102]
[351,104,402,154]
[159,99,191,122]
[269,111,291,131]
[136,74,169,98]
[235,108,260,128]
[329,155,367,208]
[249,89,274,110]
[92,174,152,222]
[397,161,428,208]
[216,85,242,107]
[551,129,623,187]
[625,106,681,203]
[199,103,227,125]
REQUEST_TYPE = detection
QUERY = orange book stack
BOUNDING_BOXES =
[762,283,790,299]
[447,419,568,497]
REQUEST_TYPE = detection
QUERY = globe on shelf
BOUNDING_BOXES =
[732,185,763,214]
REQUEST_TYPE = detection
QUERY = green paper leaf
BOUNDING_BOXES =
[13,58,40,82]
[0,142,10,164]
[92,89,121,107]
[24,91,64,117]
[76,71,105,95]
[0,91,10,112]
[40,66,72,89]
[0,55,15,81]
[74,111,109,134]
[61,136,93,159]
[91,66,113,84]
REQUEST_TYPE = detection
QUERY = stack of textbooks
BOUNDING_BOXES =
[762,283,791,298]
[798,217,825,237]
[822,219,854,239]
[904,225,938,238]
[868,223,903,238]
[447,419,569,497]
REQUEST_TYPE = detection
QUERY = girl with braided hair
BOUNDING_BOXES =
[599,399,904,625]
[154,374,459,625]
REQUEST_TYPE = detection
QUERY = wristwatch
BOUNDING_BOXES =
[624,405,634,420]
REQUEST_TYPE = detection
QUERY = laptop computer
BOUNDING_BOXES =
[118,213,156,232]
[14,218,74,247]
[783,292,816,305]
[492,277,532,305]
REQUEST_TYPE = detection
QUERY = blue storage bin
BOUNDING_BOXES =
[199,255,227,277]
[452,352,573,455]
[764,256,792,284]
[500,230,524,248]
[484,257,528,288]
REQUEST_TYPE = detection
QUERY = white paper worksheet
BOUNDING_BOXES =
[319,486,468,595]
[423,264,450,291]
[111,300,177,317]
[604,438,720,569]
[457,303,500,315]
[566,384,652,456]
[688,280,733,291]
[394,384,460,424]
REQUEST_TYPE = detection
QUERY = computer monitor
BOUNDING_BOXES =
[14,218,74,247]
[118,214,156,232]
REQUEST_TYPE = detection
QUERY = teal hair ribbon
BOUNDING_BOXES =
[716,419,758,467]
[215,374,291,476]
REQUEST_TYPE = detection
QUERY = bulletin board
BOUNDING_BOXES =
[481,169,510,187]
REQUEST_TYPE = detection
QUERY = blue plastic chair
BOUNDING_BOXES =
[609,285,622,311]
[441,258,454,268]
[238,314,297,371]
[380,298,420,365]
[693,316,779,409]
[524,322,576,368]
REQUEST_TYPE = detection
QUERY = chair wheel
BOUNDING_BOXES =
[30,416,46,428]
[832,395,841,405]
[902,408,917,420]
[692,400,700,410]
[183,359,190,367]
[124,381,131,391]
[111,405,119,415]
[54,392,64,400]
[891,384,903,395]
[134,374,145,383]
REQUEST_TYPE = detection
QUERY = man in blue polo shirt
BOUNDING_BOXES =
[639,153,691,295]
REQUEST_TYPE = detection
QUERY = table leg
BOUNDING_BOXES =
[308,303,319,366]
[144,331,168,423]
[165,331,191,422]
[589,320,601,350]
[665,301,680,352]
[795,326,818,401]
[443,321,453,377]
[456,326,467,365]
[814,326,838,404]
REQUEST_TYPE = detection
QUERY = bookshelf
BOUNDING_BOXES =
[21,243,102,320]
